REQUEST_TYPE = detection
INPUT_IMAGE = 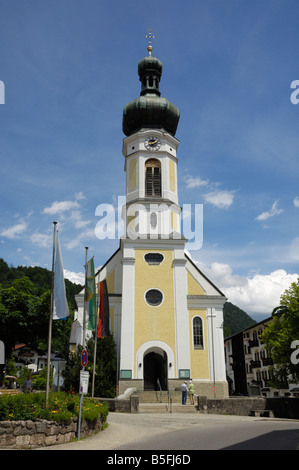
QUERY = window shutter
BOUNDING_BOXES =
[145,159,161,197]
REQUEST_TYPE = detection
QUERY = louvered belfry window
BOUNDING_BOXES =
[145,159,161,197]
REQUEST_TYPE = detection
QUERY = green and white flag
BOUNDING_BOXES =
[85,257,96,330]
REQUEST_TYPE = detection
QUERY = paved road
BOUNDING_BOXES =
[38,412,299,451]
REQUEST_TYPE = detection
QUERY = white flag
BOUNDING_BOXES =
[53,232,69,320]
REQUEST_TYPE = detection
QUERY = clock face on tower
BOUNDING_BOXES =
[144,136,161,151]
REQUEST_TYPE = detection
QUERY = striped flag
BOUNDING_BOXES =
[97,280,110,338]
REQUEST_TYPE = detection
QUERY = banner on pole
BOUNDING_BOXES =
[53,232,69,320]
[97,280,110,338]
[85,257,96,330]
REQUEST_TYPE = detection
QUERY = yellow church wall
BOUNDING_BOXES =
[129,157,137,191]
[189,309,210,379]
[187,271,209,378]
[171,211,178,231]
[134,249,176,375]
[105,269,115,294]
[169,159,176,192]
[187,271,205,295]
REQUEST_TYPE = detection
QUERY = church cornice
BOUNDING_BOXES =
[124,196,181,211]
[120,235,187,249]
[187,295,227,308]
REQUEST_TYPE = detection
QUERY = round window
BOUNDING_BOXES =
[145,289,163,306]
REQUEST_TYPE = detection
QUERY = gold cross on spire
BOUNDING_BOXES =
[146,28,155,56]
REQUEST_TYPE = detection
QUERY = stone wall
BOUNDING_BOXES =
[197,396,299,419]
[95,394,139,413]
[0,416,103,449]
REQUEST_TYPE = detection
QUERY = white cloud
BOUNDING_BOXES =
[75,192,85,201]
[42,200,80,215]
[0,221,28,239]
[255,200,283,221]
[184,174,235,209]
[194,259,298,319]
[224,269,298,317]
[294,197,299,208]
[184,175,209,189]
[69,210,91,229]
[203,190,234,209]
[30,232,52,247]
[64,269,85,285]
[65,227,96,250]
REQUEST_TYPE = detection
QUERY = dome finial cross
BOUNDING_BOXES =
[146,28,155,56]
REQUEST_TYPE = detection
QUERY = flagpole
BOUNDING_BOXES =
[46,221,57,409]
[83,247,88,348]
[91,285,100,398]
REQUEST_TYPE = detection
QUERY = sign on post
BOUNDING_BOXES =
[81,349,88,368]
[79,370,89,395]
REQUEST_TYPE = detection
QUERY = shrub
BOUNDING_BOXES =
[0,392,109,423]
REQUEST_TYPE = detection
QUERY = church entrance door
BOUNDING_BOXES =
[144,349,168,390]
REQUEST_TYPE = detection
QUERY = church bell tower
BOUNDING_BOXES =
[119,40,194,391]
[122,40,181,240]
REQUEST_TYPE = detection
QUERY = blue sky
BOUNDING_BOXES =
[0,0,298,320]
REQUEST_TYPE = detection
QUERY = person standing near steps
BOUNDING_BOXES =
[181,381,188,405]
[188,379,195,405]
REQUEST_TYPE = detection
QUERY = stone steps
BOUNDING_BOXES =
[135,390,198,413]
[137,390,183,404]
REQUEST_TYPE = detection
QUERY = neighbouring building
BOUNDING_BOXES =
[225,318,299,398]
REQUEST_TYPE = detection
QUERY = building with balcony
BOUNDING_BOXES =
[225,318,299,398]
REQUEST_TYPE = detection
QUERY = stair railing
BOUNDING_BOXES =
[167,389,172,413]
[156,378,162,403]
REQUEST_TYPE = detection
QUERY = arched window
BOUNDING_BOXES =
[145,159,161,197]
[193,317,204,349]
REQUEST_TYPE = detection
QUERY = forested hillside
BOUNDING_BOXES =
[223,301,256,337]
[0,258,82,311]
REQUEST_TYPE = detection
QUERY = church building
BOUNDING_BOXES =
[73,42,228,399]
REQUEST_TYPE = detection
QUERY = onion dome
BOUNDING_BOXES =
[122,45,180,137]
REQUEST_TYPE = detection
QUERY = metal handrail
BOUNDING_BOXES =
[167,389,172,413]
[156,378,162,403]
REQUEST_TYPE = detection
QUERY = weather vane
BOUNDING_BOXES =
[146,28,155,56]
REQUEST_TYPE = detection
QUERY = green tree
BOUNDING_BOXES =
[0,275,73,360]
[63,335,117,397]
[0,277,36,352]
[261,278,299,385]
[6,353,18,378]
[91,335,117,398]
